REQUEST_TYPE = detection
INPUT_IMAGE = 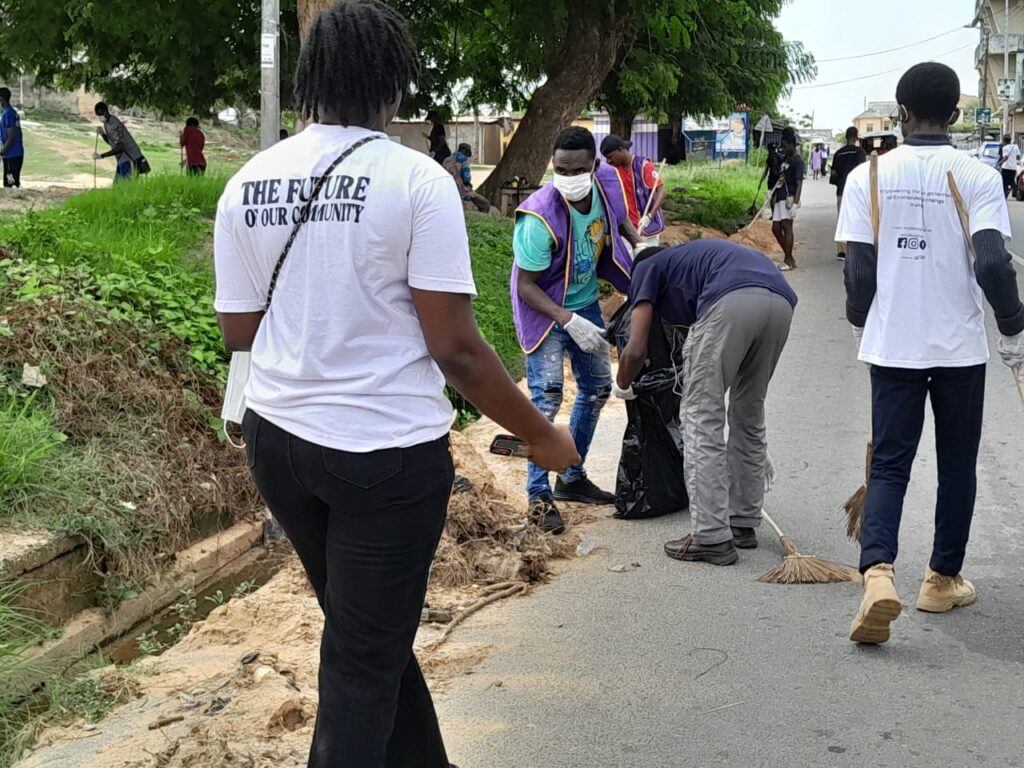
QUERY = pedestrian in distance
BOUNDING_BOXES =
[614,241,796,565]
[213,1,579,765]
[601,133,667,246]
[769,126,803,271]
[839,62,1024,645]
[811,144,822,181]
[180,117,207,176]
[831,126,868,261]
[93,102,146,181]
[997,133,1021,200]
[512,125,642,534]
[424,108,451,164]
[443,142,490,213]
[0,87,25,189]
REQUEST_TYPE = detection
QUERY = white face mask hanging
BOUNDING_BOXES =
[552,168,594,202]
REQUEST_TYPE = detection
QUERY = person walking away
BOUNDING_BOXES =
[600,133,667,246]
[424,109,451,165]
[93,102,143,181]
[831,127,867,261]
[811,145,822,181]
[513,125,641,533]
[821,143,830,178]
[613,241,797,564]
[214,2,579,765]
[769,127,803,271]
[180,117,207,176]
[839,62,1024,645]
[997,133,1021,199]
[0,88,24,188]
[443,142,490,213]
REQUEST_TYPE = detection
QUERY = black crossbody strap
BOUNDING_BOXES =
[265,134,383,307]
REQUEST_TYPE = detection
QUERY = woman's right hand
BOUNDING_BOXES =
[529,424,580,472]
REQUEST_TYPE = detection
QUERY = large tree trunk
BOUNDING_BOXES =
[479,9,627,204]
[609,110,635,141]
[298,0,328,42]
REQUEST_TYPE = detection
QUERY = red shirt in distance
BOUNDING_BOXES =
[180,125,206,167]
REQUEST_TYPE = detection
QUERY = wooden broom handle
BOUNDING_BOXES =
[760,510,786,540]
[869,154,879,250]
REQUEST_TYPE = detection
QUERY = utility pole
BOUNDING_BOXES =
[1004,0,1011,133]
[260,0,281,151]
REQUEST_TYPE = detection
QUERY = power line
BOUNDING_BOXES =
[816,27,966,63]
[793,43,975,90]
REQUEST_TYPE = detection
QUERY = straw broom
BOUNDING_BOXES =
[758,510,860,585]
[637,159,667,238]
[842,155,880,543]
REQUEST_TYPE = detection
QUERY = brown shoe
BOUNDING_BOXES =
[849,563,903,645]
[915,567,976,613]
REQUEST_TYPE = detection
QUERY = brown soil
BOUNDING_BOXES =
[0,187,81,212]
[16,435,568,767]
[659,218,783,259]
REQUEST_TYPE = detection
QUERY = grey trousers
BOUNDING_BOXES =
[681,287,793,545]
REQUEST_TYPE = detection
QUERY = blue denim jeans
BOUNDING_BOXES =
[525,301,612,500]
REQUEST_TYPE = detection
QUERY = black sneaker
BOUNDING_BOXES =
[529,496,566,535]
[836,251,846,261]
[553,476,615,505]
[732,527,758,549]
[664,535,738,566]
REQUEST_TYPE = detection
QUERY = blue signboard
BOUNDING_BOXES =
[714,112,748,159]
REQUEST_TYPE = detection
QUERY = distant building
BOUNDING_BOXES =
[973,0,1024,136]
[852,101,898,135]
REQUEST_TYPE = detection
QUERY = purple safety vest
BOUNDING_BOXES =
[605,155,665,236]
[511,174,633,353]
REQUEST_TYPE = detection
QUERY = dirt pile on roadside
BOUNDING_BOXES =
[0,187,80,212]
[730,219,783,256]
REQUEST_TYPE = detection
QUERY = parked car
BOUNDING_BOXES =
[975,141,1002,168]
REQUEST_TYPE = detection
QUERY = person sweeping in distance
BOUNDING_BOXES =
[601,134,666,246]
[214,2,579,764]
[830,126,867,261]
[93,102,145,181]
[613,241,796,565]
[512,126,642,534]
[839,62,1024,646]
[768,126,803,272]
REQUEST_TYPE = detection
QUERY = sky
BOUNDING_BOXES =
[775,0,980,130]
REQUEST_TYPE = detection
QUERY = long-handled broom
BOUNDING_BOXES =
[841,155,880,542]
[758,510,860,584]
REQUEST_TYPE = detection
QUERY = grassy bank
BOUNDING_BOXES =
[661,160,764,233]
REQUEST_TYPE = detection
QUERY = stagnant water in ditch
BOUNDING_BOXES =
[101,546,292,664]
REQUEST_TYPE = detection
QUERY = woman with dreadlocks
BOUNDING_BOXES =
[213,2,578,765]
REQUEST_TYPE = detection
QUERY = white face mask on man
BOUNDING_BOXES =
[552,167,594,202]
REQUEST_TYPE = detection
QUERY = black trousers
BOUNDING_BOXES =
[187,164,207,176]
[859,364,986,576]
[3,155,23,187]
[243,411,453,768]
[1002,168,1018,198]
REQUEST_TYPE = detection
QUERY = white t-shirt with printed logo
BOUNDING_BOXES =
[836,143,1012,369]
[214,124,476,452]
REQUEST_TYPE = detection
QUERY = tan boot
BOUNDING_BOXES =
[849,564,903,644]
[915,568,976,613]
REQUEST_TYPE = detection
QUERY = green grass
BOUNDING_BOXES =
[661,159,764,233]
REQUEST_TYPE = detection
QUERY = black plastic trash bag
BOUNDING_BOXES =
[605,302,689,519]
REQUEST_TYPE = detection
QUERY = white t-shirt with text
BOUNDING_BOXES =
[214,124,476,452]
[836,143,1011,369]
[1002,143,1022,173]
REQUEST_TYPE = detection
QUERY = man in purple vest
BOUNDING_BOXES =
[512,126,640,534]
[601,134,666,246]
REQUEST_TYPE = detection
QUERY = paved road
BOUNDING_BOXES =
[436,178,1024,767]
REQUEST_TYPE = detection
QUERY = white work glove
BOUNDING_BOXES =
[612,382,636,400]
[851,325,864,343]
[785,196,795,210]
[638,214,652,235]
[764,449,776,493]
[633,241,649,258]
[92,152,102,161]
[564,313,607,354]
[997,331,1024,369]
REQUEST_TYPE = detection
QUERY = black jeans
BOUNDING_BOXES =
[3,155,23,187]
[243,411,453,768]
[1002,168,1018,198]
[860,364,986,576]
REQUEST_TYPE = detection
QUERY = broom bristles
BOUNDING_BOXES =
[758,536,860,584]
[841,438,873,543]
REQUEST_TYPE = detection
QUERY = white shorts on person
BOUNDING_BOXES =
[772,200,796,222]
[835,143,1011,369]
